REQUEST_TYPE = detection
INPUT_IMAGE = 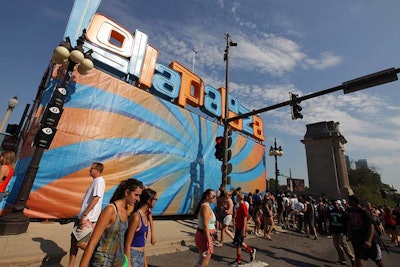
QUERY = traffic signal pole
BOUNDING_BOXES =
[226,67,400,123]
[222,33,237,187]
[220,34,399,189]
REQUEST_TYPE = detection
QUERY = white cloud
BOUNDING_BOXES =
[305,51,342,70]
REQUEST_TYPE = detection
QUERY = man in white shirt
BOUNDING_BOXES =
[68,162,106,267]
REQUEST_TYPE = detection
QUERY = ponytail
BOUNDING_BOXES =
[194,189,214,215]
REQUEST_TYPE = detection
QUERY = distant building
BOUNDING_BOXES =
[355,159,368,169]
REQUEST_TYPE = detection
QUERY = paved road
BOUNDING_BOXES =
[147,230,400,267]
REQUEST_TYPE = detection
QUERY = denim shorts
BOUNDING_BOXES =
[130,248,145,267]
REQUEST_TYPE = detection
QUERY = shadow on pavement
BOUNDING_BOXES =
[32,237,67,267]
[270,245,336,265]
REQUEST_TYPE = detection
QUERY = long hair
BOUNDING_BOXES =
[110,178,144,203]
[133,188,157,212]
[1,150,16,168]
[194,189,214,215]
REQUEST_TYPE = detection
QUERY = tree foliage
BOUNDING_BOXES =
[348,167,399,206]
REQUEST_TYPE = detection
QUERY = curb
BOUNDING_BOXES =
[0,238,195,266]
[147,239,195,257]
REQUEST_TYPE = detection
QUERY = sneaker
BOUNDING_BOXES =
[250,248,256,262]
[338,260,346,265]
[231,260,242,266]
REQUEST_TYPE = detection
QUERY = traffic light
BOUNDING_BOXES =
[6,124,19,136]
[226,128,232,161]
[214,136,224,161]
[290,92,303,119]
[225,128,233,184]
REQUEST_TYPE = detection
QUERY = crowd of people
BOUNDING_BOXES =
[2,156,399,267]
[194,184,400,267]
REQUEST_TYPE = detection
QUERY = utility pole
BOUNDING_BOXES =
[192,49,198,72]
[222,33,236,187]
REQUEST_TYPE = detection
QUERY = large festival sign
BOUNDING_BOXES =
[1,0,266,218]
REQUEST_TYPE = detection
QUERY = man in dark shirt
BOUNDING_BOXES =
[328,200,355,266]
[347,195,385,267]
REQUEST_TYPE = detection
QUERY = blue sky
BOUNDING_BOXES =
[1,0,400,192]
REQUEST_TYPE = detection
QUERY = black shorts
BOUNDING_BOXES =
[352,241,382,261]
[233,229,244,247]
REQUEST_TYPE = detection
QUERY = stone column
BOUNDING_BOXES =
[301,121,353,200]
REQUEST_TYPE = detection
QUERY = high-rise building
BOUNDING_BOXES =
[355,159,368,169]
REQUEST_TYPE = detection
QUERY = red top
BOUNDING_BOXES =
[235,202,248,230]
[0,165,14,192]
[384,213,396,226]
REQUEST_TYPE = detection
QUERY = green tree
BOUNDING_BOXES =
[348,167,398,206]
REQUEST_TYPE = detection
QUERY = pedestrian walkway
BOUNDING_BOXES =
[0,218,282,266]
[0,218,199,267]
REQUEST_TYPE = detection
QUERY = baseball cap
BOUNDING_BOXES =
[336,200,342,205]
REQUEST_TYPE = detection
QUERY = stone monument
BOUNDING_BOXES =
[301,121,353,200]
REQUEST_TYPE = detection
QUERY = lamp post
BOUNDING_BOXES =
[0,31,93,235]
[0,96,19,133]
[269,138,283,196]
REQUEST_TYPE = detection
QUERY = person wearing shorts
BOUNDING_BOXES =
[231,193,256,266]
[194,189,216,267]
[68,162,105,267]
[217,191,234,247]
[347,195,385,267]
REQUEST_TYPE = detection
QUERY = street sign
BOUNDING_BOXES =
[1,135,18,150]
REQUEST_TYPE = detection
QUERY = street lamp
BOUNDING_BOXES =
[269,138,283,196]
[0,96,19,133]
[0,31,93,235]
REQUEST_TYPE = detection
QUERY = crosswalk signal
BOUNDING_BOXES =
[214,136,224,161]
[290,92,303,119]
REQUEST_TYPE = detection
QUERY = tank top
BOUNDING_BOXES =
[90,203,128,267]
[197,203,216,230]
[304,202,314,219]
[131,210,149,247]
[0,165,14,192]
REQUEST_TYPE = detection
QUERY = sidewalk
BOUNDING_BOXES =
[0,218,198,267]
